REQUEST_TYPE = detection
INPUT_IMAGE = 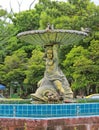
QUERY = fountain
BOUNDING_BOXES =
[17,24,88,103]
[1,25,99,130]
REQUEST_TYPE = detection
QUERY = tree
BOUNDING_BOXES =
[12,10,39,32]
[62,46,94,95]
[24,48,45,93]
[88,32,99,93]
[1,50,28,97]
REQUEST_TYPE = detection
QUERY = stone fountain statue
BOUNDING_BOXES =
[17,24,88,103]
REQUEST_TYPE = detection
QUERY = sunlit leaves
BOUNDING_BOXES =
[13,10,39,32]
[24,49,45,86]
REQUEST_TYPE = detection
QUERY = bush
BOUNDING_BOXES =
[76,98,99,103]
[0,99,31,104]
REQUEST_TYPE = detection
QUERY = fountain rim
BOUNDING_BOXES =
[17,29,88,37]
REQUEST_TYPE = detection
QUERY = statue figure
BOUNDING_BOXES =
[39,44,65,95]
[31,43,73,103]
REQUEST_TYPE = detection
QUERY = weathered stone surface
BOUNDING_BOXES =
[47,119,65,126]
[91,124,99,130]
[62,125,87,130]
[0,116,99,130]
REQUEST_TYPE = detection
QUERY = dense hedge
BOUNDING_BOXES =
[0,98,99,104]
[76,98,99,103]
[0,99,31,104]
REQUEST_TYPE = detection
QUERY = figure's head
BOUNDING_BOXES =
[46,46,53,59]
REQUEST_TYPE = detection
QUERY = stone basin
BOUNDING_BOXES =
[17,29,88,46]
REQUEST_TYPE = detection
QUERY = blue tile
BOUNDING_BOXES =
[46,110,52,115]
[56,105,62,109]
[17,106,22,109]
[46,105,51,110]
[52,110,56,115]
[36,105,41,110]
[66,105,70,109]
[52,105,57,110]
[0,103,99,118]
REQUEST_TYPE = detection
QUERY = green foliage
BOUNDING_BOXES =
[24,49,45,89]
[12,10,39,32]
[39,12,52,29]
[0,8,7,17]
[76,98,99,103]
[62,44,99,93]
[88,38,99,86]
[0,99,31,104]
[0,50,28,97]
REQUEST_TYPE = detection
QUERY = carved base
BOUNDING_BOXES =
[31,77,73,103]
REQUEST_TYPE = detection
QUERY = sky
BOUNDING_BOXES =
[0,0,99,13]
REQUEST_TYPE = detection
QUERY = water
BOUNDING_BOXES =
[0,103,99,118]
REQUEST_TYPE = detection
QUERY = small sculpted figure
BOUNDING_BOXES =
[37,44,73,102]
[44,44,65,96]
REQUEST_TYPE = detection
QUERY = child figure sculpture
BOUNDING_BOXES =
[36,43,73,102]
[44,44,65,96]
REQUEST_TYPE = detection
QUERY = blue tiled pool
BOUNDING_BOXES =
[0,103,99,118]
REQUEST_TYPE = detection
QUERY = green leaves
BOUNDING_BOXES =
[0,8,7,17]
[62,37,99,94]
[13,10,39,32]
[24,49,45,86]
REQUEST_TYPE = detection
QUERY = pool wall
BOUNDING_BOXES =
[0,103,99,118]
[0,103,99,130]
[0,116,99,130]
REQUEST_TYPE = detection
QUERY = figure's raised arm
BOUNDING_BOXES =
[53,44,59,61]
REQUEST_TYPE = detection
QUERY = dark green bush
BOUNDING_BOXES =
[76,98,99,103]
[0,99,31,104]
